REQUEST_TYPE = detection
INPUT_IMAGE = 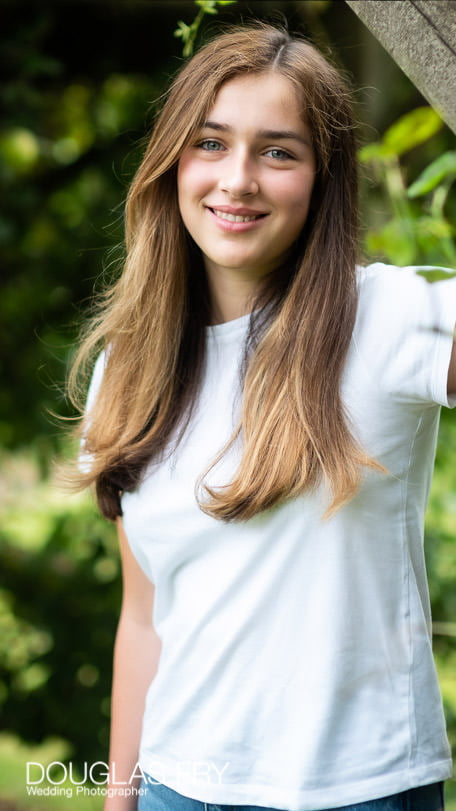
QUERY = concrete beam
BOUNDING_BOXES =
[345,0,456,133]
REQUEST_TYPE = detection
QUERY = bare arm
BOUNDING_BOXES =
[104,518,162,811]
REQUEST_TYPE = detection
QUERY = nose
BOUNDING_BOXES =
[218,151,259,197]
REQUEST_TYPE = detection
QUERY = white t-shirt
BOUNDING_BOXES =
[90,264,456,810]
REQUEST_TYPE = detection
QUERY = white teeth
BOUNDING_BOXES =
[212,209,260,223]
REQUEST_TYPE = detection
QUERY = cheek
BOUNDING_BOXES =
[177,165,192,207]
[274,173,315,215]
[178,158,213,203]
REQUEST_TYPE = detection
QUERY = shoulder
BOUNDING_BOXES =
[355,261,456,325]
[356,260,444,297]
[356,260,456,289]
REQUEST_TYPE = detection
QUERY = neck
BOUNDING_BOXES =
[206,267,263,325]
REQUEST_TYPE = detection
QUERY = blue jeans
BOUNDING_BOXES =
[137,776,444,810]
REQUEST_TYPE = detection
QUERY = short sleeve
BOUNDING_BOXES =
[84,351,106,416]
[78,351,106,472]
[355,264,456,409]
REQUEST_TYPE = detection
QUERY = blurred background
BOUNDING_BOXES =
[1,0,455,808]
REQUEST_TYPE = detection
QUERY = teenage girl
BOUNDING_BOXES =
[71,22,456,811]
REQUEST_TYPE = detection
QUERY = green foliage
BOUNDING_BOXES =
[0,7,162,450]
[407,151,456,199]
[360,107,456,268]
[174,0,237,57]
[0,453,119,767]
[360,107,443,160]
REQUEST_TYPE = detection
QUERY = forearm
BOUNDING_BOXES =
[104,613,162,811]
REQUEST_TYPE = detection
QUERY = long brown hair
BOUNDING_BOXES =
[68,22,382,522]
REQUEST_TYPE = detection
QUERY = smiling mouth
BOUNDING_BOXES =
[210,208,267,223]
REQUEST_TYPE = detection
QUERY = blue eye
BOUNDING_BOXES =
[198,139,223,152]
[266,148,293,161]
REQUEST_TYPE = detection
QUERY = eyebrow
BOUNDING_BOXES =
[202,120,311,147]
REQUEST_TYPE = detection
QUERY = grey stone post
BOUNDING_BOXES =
[345,0,456,133]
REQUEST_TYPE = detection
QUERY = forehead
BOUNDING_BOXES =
[207,72,305,128]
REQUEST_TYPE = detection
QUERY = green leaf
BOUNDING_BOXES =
[196,0,237,11]
[382,107,443,157]
[358,141,390,163]
[174,20,190,40]
[407,152,456,198]
[415,215,454,241]
[415,266,456,283]
[196,0,217,10]
[365,218,417,265]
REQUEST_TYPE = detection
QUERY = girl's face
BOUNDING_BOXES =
[177,71,316,294]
